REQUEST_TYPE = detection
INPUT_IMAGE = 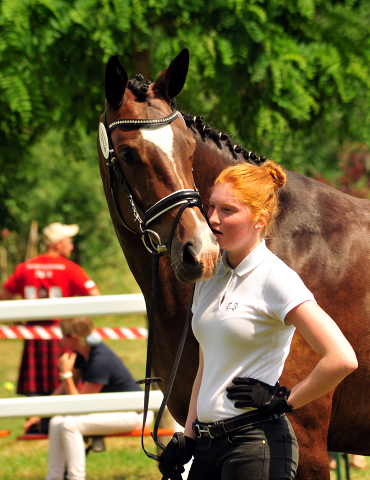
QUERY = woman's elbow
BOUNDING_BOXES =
[348,354,358,373]
[340,347,358,376]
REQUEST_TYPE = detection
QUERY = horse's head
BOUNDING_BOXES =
[98,49,220,283]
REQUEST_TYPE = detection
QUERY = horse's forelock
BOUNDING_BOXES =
[127,74,152,101]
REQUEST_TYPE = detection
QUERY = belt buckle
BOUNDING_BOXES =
[207,425,215,439]
[194,423,208,438]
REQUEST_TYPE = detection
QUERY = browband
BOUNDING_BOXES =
[107,111,179,132]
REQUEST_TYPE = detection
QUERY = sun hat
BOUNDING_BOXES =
[43,222,79,246]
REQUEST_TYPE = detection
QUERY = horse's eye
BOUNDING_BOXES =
[120,149,137,165]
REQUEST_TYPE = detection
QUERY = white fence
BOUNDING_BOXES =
[0,294,146,322]
[0,295,191,477]
[0,295,150,419]
[0,391,163,418]
[0,294,152,419]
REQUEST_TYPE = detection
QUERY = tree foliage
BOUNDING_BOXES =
[1,128,134,293]
[317,142,370,199]
[1,0,370,262]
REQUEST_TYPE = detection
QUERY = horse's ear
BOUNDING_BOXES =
[153,48,189,101]
[105,55,128,108]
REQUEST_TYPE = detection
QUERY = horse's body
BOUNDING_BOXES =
[98,49,370,479]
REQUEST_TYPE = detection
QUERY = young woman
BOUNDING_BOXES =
[25,316,153,480]
[159,160,357,480]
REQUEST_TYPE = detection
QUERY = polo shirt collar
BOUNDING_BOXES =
[216,240,268,278]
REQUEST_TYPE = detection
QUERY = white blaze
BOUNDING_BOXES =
[140,124,215,258]
[140,125,185,188]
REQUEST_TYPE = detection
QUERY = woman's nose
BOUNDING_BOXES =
[208,209,219,225]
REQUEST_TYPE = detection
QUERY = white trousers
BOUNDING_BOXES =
[45,410,154,480]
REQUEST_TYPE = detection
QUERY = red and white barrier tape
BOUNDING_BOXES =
[0,325,148,340]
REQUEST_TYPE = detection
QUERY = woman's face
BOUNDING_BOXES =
[207,183,264,267]
[61,332,78,351]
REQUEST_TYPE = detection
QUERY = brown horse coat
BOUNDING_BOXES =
[98,49,369,479]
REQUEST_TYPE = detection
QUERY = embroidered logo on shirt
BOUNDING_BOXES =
[225,302,239,311]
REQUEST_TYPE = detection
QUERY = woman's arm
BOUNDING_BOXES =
[184,345,204,439]
[286,300,358,409]
[23,416,41,433]
[58,351,103,395]
[60,371,103,395]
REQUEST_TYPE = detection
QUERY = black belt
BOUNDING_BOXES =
[192,411,283,439]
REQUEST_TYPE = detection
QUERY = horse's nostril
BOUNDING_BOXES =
[182,243,197,266]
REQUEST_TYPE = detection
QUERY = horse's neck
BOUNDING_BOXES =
[192,132,244,202]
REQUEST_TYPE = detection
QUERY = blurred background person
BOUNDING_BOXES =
[24,316,152,480]
[0,222,100,397]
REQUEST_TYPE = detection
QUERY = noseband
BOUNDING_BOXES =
[100,110,206,254]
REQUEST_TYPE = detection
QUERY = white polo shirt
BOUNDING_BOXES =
[192,240,315,423]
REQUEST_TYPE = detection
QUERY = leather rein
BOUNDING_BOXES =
[99,109,203,462]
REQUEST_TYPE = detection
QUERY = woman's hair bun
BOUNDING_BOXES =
[262,160,286,190]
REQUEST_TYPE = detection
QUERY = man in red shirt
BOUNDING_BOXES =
[0,222,100,396]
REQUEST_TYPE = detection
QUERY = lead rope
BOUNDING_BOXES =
[137,250,195,462]
[137,251,162,461]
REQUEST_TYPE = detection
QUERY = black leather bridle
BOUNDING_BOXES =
[99,109,206,466]
[99,109,206,254]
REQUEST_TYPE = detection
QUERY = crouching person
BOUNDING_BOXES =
[25,317,153,480]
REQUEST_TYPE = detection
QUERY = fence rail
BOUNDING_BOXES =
[0,295,154,422]
[0,294,146,322]
[0,391,163,418]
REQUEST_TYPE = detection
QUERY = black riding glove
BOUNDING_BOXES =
[158,432,196,480]
[226,377,293,414]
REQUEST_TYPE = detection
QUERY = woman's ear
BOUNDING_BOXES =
[254,212,269,230]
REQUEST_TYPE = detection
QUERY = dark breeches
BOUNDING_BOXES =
[188,415,299,480]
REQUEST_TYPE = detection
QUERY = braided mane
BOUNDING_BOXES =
[128,74,266,165]
[180,111,266,165]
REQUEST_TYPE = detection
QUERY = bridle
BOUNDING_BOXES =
[99,108,207,466]
[99,109,207,254]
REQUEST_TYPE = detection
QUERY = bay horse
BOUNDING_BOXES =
[98,49,370,479]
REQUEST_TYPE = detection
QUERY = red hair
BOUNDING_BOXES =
[213,161,286,235]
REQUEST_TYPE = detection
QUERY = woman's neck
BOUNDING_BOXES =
[75,344,91,362]
[226,238,263,269]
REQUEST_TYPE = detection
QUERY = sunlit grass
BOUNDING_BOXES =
[3,260,370,478]
[0,248,172,479]
[329,454,370,480]
[0,308,162,479]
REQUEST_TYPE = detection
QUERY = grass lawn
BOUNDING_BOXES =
[330,455,370,480]
[0,311,162,480]
[2,265,370,479]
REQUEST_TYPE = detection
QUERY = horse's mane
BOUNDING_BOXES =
[179,112,266,165]
[128,74,266,165]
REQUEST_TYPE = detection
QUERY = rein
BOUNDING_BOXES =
[99,109,205,463]
[137,251,195,462]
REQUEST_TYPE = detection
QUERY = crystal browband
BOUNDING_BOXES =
[108,110,179,132]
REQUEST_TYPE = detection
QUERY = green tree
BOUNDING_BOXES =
[1,128,136,294]
[1,0,370,229]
